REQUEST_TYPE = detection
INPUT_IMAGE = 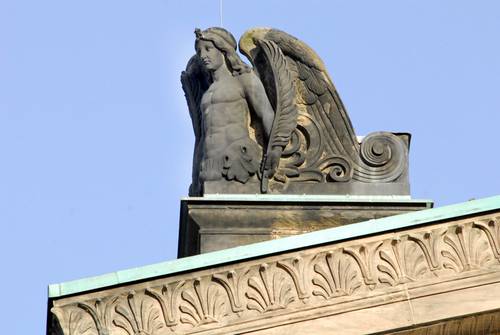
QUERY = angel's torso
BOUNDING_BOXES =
[200,76,251,158]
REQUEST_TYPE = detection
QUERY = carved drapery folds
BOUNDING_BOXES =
[51,215,500,334]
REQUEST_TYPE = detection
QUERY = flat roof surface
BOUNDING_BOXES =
[48,195,500,298]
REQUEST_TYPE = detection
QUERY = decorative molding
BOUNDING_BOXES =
[343,241,383,288]
[277,255,312,301]
[212,268,248,313]
[312,250,362,299]
[441,224,492,272]
[51,212,500,334]
[51,307,94,335]
[77,296,118,335]
[113,291,163,335]
[179,276,227,327]
[145,280,184,328]
[246,263,295,313]
[473,216,500,262]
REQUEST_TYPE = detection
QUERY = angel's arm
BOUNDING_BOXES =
[240,72,274,138]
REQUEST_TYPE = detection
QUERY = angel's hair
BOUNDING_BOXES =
[195,27,251,76]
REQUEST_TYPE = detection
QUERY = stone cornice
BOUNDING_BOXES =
[50,210,500,334]
[49,196,500,298]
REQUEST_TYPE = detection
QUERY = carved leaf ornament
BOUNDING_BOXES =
[52,216,500,334]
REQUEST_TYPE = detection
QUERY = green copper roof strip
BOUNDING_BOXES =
[48,272,119,298]
[49,195,500,298]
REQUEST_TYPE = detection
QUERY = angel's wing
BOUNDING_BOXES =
[240,28,407,184]
[181,55,209,195]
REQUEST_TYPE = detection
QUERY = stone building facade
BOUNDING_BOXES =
[48,196,500,334]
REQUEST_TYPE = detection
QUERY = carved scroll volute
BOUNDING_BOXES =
[473,217,500,262]
[343,242,383,289]
[145,281,185,328]
[212,268,248,313]
[357,132,407,183]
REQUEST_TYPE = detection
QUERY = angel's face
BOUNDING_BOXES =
[196,40,224,71]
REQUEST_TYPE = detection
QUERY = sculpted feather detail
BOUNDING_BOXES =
[254,39,298,192]
[181,27,410,195]
[240,28,409,189]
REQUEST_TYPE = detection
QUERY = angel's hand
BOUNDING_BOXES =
[264,146,283,177]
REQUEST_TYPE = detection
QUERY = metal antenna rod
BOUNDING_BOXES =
[219,0,223,27]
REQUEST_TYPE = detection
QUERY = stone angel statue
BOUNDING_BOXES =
[181,27,410,196]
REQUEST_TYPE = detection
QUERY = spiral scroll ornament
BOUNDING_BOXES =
[325,157,353,182]
[357,132,407,183]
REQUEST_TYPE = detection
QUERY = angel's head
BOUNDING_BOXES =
[194,27,251,76]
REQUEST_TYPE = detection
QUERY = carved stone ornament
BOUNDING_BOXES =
[181,27,410,196]
[50,212,500,334]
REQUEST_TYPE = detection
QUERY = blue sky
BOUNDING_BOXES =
[1,1,499,333]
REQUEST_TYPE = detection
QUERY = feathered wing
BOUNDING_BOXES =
[240,28,407,184]
[256,39,298,151]
[181,55,209,195]
[245,37,299,192]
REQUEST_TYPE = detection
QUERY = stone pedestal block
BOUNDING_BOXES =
[178,195,432,257]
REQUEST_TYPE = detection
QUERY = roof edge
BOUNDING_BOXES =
[48,195,500,298]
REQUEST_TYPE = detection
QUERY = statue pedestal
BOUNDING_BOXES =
[177,195,433,257]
